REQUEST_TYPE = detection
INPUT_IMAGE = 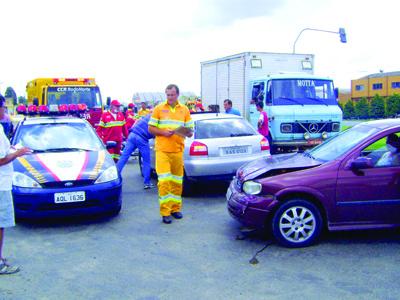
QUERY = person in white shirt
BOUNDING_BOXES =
[0,95,31,275]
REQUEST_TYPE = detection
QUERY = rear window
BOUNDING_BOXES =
[195,118,257,139]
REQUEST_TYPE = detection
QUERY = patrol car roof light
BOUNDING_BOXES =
[28,105,38,115]
[59,104,68,114]
[68,104,78,113]
[38,105,50,115]
[16,104,27,115]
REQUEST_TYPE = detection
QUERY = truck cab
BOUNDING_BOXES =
[26,78,103,128]
[249,74,343,153]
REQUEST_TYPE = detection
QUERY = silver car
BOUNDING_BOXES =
[140,113,270,191]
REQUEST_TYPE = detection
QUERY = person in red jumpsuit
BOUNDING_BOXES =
[125,103,136,130]
[96,100,128,162]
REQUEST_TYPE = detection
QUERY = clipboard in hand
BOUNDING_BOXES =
[174,126,193,137]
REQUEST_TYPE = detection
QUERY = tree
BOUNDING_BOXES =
[17,96,27,104]
[369,94,385,119]
[385,94,400,117]
[343,100,355,119]
[4,86,17,105]
[354,97,369,119]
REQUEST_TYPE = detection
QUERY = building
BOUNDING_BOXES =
[351,71,400,100]
[338,88,351,105]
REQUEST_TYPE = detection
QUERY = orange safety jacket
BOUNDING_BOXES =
[96,111,128,143]
[149,101,193,153]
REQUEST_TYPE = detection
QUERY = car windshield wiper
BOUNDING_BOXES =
[33,148,93,153]
[276,97,304,106]
[230,133,254,137]
[305,97,328,106]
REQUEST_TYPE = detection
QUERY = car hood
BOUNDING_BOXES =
[13,150,114,183]
[237,152,322,181]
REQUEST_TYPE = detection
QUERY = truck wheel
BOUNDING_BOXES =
[272,199,323,248]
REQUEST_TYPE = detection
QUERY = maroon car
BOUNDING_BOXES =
[227,119,400,247]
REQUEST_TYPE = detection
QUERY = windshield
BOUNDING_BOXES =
[271,79,337,106]
[13,122,103,152]
[47,86,102,108]
[308,125,380,161]
[195,118,257,139]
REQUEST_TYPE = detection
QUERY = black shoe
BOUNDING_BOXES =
[162,216,172,224]
[171,212,183,219]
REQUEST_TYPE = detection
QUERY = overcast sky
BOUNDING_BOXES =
[1,0,399,102]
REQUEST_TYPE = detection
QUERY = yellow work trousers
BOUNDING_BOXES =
[155,151,184,216]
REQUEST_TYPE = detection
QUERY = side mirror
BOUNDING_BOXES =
[334,88,339,100]
[106,141,117,149]
[350,157,373,169]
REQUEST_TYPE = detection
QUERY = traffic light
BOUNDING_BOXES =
[339,28,347,43]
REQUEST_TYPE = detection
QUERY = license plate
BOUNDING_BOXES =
[54,191,86,203]
[222,146,249,156]
[307,139,322,145]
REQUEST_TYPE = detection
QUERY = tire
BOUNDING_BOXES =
[272,199,323,248]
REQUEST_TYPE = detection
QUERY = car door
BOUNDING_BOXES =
[335,130,400,225]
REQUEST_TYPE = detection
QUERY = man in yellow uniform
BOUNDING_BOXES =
[138,102,151,118]
[148,84,193,224]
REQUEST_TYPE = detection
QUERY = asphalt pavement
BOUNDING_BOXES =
[1,158,400,300]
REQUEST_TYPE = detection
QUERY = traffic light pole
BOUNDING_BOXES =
[292,27,346,54]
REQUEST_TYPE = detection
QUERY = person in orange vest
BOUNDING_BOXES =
[148,84,194,224]
[96,100,128,162]
[125,103,136,130]
[138,102,151,118]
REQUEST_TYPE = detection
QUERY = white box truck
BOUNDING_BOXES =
[200,52,343,152]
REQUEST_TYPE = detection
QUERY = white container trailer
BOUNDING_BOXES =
[201,52,314,118]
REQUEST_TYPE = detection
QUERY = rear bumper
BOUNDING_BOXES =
[12,180,122,219]
[185,152,270,177]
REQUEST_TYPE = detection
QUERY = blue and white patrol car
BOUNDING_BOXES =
[11,116,122,219]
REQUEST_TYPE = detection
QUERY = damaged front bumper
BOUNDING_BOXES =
[226,179,278,229]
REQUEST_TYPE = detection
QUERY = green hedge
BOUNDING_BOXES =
[343,94,400,119]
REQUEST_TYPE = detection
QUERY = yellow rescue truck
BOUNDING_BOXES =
[26,78,103,127]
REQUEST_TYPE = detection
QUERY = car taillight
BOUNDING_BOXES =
[190,141,208,156]
[260,137,270,151]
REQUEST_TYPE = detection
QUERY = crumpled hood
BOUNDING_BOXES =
[237,152,321,181]
[13,150,114,184]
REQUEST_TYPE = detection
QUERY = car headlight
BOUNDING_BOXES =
[13,172,42,188]
[332,122,340,132]
[95,166,119,184]
[243,181,262,195]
